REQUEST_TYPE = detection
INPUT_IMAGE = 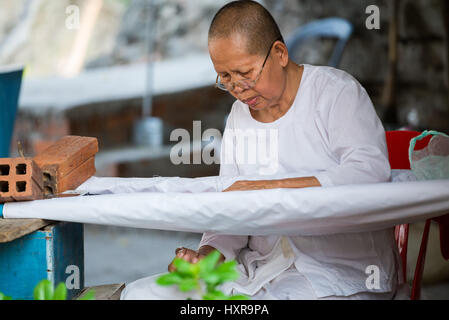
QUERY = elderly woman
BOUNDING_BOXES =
[121,0,407,300]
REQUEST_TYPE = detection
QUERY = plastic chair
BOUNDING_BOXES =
[386,130,449,300]
[286,17,353,68]
[0,66,24,157]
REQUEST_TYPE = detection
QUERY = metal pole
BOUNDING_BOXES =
[143,0,155,118]
[134,0,163,148]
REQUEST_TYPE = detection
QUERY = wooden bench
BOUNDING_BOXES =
[0,218,52,243]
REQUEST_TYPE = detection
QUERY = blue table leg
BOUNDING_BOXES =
[0,221,84,300]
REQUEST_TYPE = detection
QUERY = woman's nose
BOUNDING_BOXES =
[232,84,245,95]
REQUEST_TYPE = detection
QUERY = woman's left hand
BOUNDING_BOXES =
[222,177,321,192]
[223,180,277,192]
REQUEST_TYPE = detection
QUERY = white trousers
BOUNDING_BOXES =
[120,268,410,300]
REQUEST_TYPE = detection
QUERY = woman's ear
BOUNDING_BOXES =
[274,41,289,67]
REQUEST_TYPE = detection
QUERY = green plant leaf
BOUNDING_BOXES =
[228,294,251,300]
[201,271,221,285]
[0,292,12,300]
[33,280,54,300]
[173,258,195,275]
[202,289,228,300]
[156,272,184,286]
[198,250,221,274]
[215,261,239,283]
[191,262,201,276]
[216,260,237,272]
[33,281,45,300]
[218,270,239,283]
[156,253,248,300]
[178,278,198,292]
[79,289,96,300]
[53,283,67,300]
[44,281,54,300]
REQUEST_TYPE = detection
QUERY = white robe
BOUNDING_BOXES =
[121,64,408,300]
[198,64,405,299]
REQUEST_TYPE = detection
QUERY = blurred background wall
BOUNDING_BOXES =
[1,0,447,137]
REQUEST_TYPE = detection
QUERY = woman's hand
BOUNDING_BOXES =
[168,247,204,272]
[223,177,321,192]
[168,245,225,272]
[223,180,278,192]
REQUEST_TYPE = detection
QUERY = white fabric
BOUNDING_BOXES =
[3,176,449,236]
[120,267,411,300]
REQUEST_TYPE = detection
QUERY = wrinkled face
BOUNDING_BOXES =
[209,34,288,111]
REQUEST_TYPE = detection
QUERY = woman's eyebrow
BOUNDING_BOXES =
[216,66,252,74]
[230,68,252,73]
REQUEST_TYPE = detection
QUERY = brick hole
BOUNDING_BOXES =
[44,186,54,196]
[0,181,8,192]
[16,163,27,175]
[0,165,10,176]
[16,181,26,192]
[43,172,52,183]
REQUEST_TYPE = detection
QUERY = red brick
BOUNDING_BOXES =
[0,158,44,202]
[45,157,96,196]
[32,139,57,156]
[33,136,98,195]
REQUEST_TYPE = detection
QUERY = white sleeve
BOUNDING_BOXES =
[198,104,249,261]
[314,79,391,187]
[198,232,249,261]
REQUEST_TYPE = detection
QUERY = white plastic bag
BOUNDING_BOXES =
[409,130,449,180]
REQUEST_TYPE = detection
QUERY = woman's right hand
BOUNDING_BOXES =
[168,246,225,272]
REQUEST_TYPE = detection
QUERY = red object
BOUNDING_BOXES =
[33,135,98,196]
[385,130,432,169]
[0,158,44,202]
[386,130,449,300]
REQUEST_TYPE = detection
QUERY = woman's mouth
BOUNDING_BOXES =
[243,96,259,107]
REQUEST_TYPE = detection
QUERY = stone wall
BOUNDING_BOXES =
[263,0,449,131]
[0,0,125,77]
[2,0,447,131]
[86,0,229,67]
[88,0,449,131]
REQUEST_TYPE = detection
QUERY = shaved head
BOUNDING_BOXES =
[208,1,284,56]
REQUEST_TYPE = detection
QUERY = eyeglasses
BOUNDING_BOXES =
[215,37,281,92]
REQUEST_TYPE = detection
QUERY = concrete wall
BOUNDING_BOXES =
[264,0,449,131]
